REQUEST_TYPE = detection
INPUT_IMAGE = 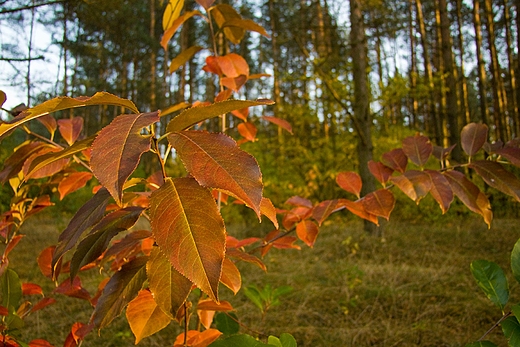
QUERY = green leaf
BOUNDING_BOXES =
[0,92,139,138]
[215,312,239,335]
[209,334,275,347]
[1,269,22,311]
[149,177,226,302]
[502,316,520,347]
[69,207,144,279]
[147,247,192,319]
[168,130,263,217]
[512,304,520,320]
[91,112,160,205]
[165,99,274,133]
[268,336,283,347]
[243,285,264,312]
[511,239,520,285]
[279,334,297,347]
[92,256,148,330]
[470,259,509,310]
[465,342,498,347]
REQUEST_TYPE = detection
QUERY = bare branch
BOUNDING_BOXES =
[0,56,44,62]
[0,0,64,14]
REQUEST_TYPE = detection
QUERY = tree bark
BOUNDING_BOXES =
[456,0,470,124]
[503,0,519,136]
[473,0,490,125]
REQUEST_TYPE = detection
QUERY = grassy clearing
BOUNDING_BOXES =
[6,214,520,346]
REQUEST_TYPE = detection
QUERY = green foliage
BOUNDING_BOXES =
[243,284,293,315]
[470,260,509,311]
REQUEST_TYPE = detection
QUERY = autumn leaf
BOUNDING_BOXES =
[312,199,339,226]
[169,46,204,74]
[58,172,93,200]
[168,131,263,217]
[402,134,433,167]
[126,289,172,344]
[495,146,520,167]
[90,112,159,205]
[58,117,84,146]
[469,160,520,202]
[296,220,320,247]
[367,161,393,186]
[0,90,5,108]
[425,170,453,214]
[147,247,192,319]
[390,170,431,202]
[381,148,408,173]
[174,329,222,347]
[0,141,49,183]
[260,197,279,229]
[461,123,488,156]
[220,18,270,38]
[166,99,274,133]
[92,256,148,330]
[54,277,91,302]
[225,248,266,271]
[162,0,184,30]
[362,189,395,220]
[261,115,293,134]
[285,196,313,208]
[220,257,241,294]
[211,4,244,44]
[237,122,257,142]
[161,10,204,50]
[336,171,362,197]
[37,114,57,136]
[150,177,226,302]
[22,283,43,296]
[0,92,139,138]
[23,147,70,180]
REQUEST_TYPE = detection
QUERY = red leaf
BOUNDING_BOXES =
[150,178,225,302]
[22,283,43,296]
[312,199,339,226]
[402,134,433,167]
[221,75,248,92]
[367,161,393,186]
[38,246,55,279]
[4,235,23,260]
[336,171,362,197]
[461,123,488,156]
[381,148,408,173]
[296,220,320,247]
[54,277,91,301]
[390,170,431,202]
[469,160,520,202]
[195,0,215,9]
[0,305,9,316]
[285,196,313,208]
[126,289,171,344]
[28,339,54,347]
[282,206,312,230]
[168,131,263,217]
[231,107,249,121]
[444,170,492,227]
[90,112,160,205]
[220,257,241,294]
[432,144,457,161]
[237,122,257,142]
[58,117,84,146]
[30,297,56,313]
[58,172,93,200]
[225,248,266,271]
[261,115,293,134]
[63,322,93,347]
[362,189,395,220]
[37,115,57,135]
[425,169,453,214]
[147,247,192,320]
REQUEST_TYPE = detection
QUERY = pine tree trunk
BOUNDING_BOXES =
[503,0,519,136]
[473,0,490,125]
[456,0,470,124]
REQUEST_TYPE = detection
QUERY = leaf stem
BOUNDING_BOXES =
[478,310,512,341]
[183,301,189,346]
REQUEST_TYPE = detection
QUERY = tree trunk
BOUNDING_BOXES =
[456,0,470,124]
[408,0,418,129]
[503,0,519,136]
[350,0,378,235]
[473,0,490,125]
[149,0,156,112]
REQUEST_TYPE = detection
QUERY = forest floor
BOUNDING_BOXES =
[9,213,520,347]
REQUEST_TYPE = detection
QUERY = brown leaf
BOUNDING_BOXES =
[495,146,520,167]
[312,199,339,226]
[432,144,457,161]
[58,117,84,146]
[147,247,192,320]
[296,220,320,247]
[91,112,159,205]
[220,18,270,38]
[402,134,433,167]
[381,148,408,173]
[469,160,520,202]
[362,189,395,220]
[220,258,241,294]
[285,196,313,208]
[0,92,139,138]
[461,123,488,156]
[150,178,225,302]
[443,170,492,227]
[195,0,215,9]
[336,199,378,225]
[336,171,362,197]
[261,116,293,134]
[54,277,91,301]
[58,172,93,200]
[390,170,431,202]
[367,161,393,186]
[126,289,171,344]
[23,147,70,179]
[168,131,263,217]
[226,248,266,271]
[425,169,453,214]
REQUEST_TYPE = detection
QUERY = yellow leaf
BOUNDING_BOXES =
[162,0,184,30]
[126,290,172,344]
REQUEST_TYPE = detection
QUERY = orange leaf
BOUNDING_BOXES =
[58,172,93,200]
[161,10,202,50]
[23,147,69,180]
[221,75,248,91]
[231,107,249,120]
[28,339,54,347]
[296,220,320,247]
[147,247,192,320]
[261,116,293,134]
[312,199,339,226]
[126,289,172,344]
[237,122,257,142]
[362,189,395,220]
[282,206,311,230]
[4,235,23,259]
[381,148,408,173]
[37,246,55,279]
[337,199,378,225]
[461,123,488,156]
[30,297,56,313]
[425,169,453,214]
[22,283,43,296]
[285,196,313,208]
[368,161,393,186]
[220,257,241,294]
[58,117,84,146]
[150,178,225,302]
[174,329,222,347]
[197,309,216,330]
[260,197,279,229]
[336,171,362,198]
[401,134,433,167]
[225,248,266,271]
[215,54,249,78]
[215,89,233,102]
[168,131,263,218]
[90,112,159,205]
[37,114,57,136]
[197,299,233,312]
[63,322,93,347]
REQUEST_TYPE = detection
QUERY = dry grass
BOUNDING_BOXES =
[6,214,520,346]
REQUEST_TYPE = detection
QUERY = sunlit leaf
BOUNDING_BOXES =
[195,0,215,9]
[402,134,432,167]
[3,235,23,260]
[28,339,54,347]
[166,99,273,133]
[425,170,453,214]
[58,172,93,200]
[470,160,520,202]
[54,277,91,301]
[162,0,184,30]
[161,10,203,50]
[168,131,263,217]
[220,18,270,38]
[226,249,266,271]
[0,141,49,183]
[174,329,222,347]
[0,92,139,138]
[37,115,57,136]
[285,196,313,208]
[336,171,362,197]
[390,170,431,202]
[58,117,84,146]
[282,206,311,230]
[30,297,56,313]
[296,220,320,247]
[22,283,43,296]
[92,256,148,330]
[261,116,292,134]
[126,289,171,344]
[237,122,257,142]
[260,197,279,229]
[23,147,70,180]
[362,189,395,220]
[53,188,112,274]
[197,299,233,312]
[381,148,408,173]
[502,316,520,347]
[147,247,192,319]
[0,90,5,108]
[150,178,225,302]
[160,102,191,118]
[220,257,241,294]
[211,4,244,44]
[63,322,93,347]
[367,161,393,186]
[38,246,55,279]
[444,170,492,227]
[91,112,159,205]
[312,199,339,226]
[461,123,488,156]
[70,207,144,279]
[214,54,249,78]
[169,46,204,74]
[471,259,508,310]
[337,199,378,225]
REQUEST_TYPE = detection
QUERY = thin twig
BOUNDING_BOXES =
[478,310,512,341]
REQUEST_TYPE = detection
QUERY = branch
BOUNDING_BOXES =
[478,310,512,341]
[0,56,44,62]
[0,0,64,14]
